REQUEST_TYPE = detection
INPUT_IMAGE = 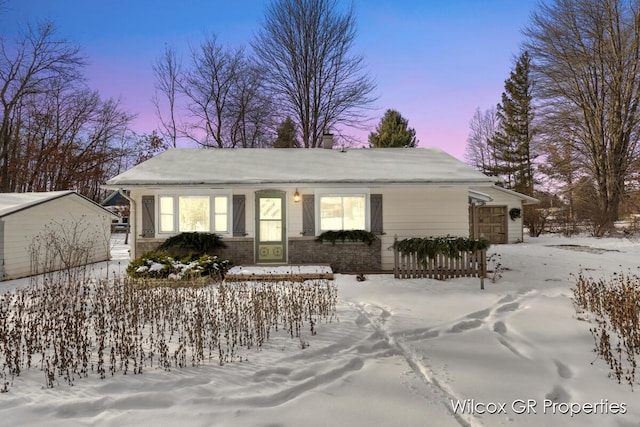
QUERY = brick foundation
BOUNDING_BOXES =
[136,239,164,255]
[135,236,381,272]
[288,237,382,273]
[216,238,254,265]
[135,237,254,266]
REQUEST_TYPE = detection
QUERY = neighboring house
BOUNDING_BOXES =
[102,190,130,232]
[0,191,116,281]
[470,186,539,244]
[104,147,535,272]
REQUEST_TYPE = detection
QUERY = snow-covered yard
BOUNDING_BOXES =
[0,234,639,426]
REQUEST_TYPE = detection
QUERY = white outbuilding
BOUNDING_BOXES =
[0,191,116,281]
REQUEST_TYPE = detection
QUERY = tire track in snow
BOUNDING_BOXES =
[351,302,482,427]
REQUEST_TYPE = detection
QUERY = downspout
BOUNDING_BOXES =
[521,203,524,243]
[0,218,4,281]
[117,189,136,259]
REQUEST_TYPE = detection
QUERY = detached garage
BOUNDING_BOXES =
[0,191,116,281]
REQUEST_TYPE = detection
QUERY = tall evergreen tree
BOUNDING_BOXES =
[490,51,535,196]
[368,109,417,148]
[273,116,300,148]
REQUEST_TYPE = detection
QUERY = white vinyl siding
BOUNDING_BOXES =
[1,195,112,281]
[378,186,469,270]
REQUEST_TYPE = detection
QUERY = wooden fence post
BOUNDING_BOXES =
[480,249,486,290]
[393,235,399,278]
[393,237,488,288]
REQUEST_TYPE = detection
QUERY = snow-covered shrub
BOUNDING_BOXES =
[127,252,231,280]
[156,232,226,256]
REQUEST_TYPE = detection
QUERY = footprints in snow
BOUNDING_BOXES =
[447,300,519,335]
[554,359,573,379]
[496,301,520,313]
[546,384,571,404]
[493,321,507,334]
[544,361,573,405]
[449,319,483,333]
[351,295,524,341]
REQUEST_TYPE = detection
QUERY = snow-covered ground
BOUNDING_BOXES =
[0,233,639,426]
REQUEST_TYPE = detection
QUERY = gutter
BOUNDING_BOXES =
[103,179,496,189]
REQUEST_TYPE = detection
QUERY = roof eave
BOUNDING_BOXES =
[103,179,495,189]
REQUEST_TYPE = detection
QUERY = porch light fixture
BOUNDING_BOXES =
[293,189,301,203]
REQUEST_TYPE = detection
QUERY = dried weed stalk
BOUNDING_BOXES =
[0,276,337,391]
[572,271,640,390]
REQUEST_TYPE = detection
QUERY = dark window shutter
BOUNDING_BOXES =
[141,195,155,237]
[302,194,315,236]
[370,194,383,235]
[233,195,246,236]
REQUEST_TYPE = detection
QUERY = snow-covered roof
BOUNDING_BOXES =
[0,191,117,218]
[473,185,539,205]
[104,148,496,188]
[468,189,493,204]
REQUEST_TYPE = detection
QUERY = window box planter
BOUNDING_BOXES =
[316,230,377,246]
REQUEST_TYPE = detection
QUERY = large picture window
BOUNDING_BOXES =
[320,195,366,231]
[158,194,229,234]
[179,196,210,232]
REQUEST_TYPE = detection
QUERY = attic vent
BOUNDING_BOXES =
[322,133,334,149]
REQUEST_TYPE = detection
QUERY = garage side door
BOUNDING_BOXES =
[477,206,507,244]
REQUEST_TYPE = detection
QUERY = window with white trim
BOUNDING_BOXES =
[319,195,366,231]
[159,196,175,233]
[158,195,230,234]
[213,196,229,232]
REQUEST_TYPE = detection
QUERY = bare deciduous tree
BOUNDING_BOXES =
[465,107,500,174]
[252,0,376,148]
[228,61,275,148]
[525,0,640,235]
[0,21,85,191]
[152,46,181,148]
[182,35,246,148]
[153,36,275,148]
[13,79,134,199]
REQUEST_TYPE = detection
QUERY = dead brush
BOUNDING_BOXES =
[0,273,338,391]
[572,270,640,390]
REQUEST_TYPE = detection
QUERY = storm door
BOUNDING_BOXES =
[255,191,286,263]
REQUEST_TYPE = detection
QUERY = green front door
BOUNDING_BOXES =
[256,191,286,263]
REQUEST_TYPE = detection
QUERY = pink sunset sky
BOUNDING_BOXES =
[1,0,538,160]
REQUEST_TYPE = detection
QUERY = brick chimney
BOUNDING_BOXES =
[322,133,334,149]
